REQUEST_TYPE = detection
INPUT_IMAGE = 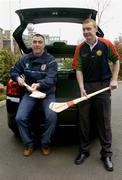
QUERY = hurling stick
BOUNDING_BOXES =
[20,75,46,99]
[49,87,110,113]
[23,82,46,99]
[23,82,33,91]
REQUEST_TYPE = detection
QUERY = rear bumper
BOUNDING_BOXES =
[6,96,78,128]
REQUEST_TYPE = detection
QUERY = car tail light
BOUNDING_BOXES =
[7,79,21,97]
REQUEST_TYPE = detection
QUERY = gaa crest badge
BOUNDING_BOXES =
[96,50,102,56]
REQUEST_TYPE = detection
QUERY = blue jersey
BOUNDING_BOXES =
[72,37,119,82]
[10,50,57,94]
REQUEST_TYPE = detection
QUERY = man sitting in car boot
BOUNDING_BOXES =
[10,34,58,157]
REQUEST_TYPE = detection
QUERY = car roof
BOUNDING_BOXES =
[13,7,104,54]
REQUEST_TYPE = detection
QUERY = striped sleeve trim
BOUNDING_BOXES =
[48,60,57,65]
[99,37,120,62]
[76,53,82,71]
[72,42,85,69]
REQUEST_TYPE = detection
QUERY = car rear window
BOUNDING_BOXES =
[22,22,83,48]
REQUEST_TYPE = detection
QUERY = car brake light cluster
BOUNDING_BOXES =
[7,79,21,97]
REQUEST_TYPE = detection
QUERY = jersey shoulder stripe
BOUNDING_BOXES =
[98,37,120,59]
[72,41,85,69]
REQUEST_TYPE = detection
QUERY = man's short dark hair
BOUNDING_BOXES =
[32,33,45,40]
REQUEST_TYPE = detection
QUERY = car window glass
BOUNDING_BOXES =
[22,22,83,48]
[56,58,73,71]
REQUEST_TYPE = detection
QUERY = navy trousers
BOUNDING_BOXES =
[16,93,57,148]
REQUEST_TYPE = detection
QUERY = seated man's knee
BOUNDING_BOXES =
[46,111,57,124]
[16,114,22,124]
[16,114,27,126]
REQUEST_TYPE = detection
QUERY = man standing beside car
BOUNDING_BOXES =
[72,19,120,171]
[10,33,57,157]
